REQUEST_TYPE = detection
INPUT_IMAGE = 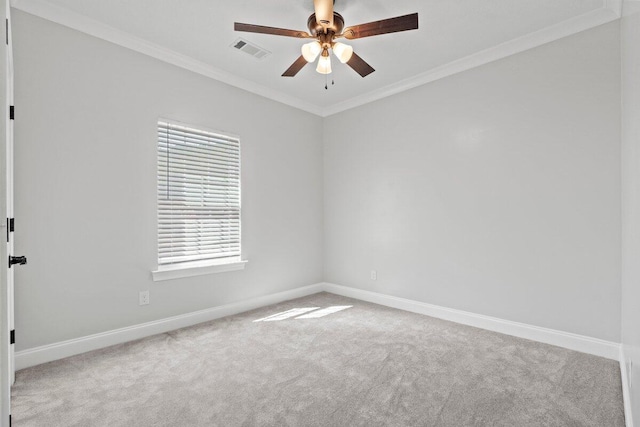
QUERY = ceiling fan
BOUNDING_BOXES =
[234,0,418,78]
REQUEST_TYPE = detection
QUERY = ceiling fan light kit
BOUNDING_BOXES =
[316,55,332,74]
[234,0,418,78]
[332,42,353,64]
[301,41,322,62]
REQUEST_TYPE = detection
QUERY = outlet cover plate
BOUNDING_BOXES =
[139,290,150,306]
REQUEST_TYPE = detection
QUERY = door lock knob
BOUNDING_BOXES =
[9,255,27,267]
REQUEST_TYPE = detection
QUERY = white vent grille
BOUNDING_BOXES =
[231,38,270,60]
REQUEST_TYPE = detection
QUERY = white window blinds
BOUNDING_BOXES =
[157,120,241,266]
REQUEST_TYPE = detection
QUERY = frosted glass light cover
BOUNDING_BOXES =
[301,41,322,63]
[316,55,332,74]
[332,42,353,63]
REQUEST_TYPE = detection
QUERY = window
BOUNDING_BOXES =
[153,120,245,281]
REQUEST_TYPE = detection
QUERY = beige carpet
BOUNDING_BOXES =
[11,292,624,426]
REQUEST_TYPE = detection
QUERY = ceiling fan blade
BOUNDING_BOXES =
[282,55,309,77]
[314,0,334,29]
[234,22,311,38]
[342,13,418,40]
[346,52,375,77]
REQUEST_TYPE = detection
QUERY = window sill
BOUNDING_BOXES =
[152,259,248,282]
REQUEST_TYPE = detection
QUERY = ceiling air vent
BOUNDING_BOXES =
[231,38,270,60]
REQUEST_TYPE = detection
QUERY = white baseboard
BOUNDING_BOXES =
[322,282,621,361]
[16,281,623,371]
[15,283,324,370]
[620,346,634,427]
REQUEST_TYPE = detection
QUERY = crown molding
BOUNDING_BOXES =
[606,0,623,18]
[11,0,620,118]
[10,0,324,117]
[322,4,621,116]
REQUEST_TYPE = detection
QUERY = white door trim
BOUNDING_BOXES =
[5,4,13,388]
[1,2,13,425]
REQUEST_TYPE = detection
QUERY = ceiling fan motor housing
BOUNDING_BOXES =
[307,12,344,37]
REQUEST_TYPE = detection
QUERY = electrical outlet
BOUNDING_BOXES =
[371,270,377,281]
[139,290,150,306]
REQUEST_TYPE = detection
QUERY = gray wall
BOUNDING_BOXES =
[12,10,624,352]
[621,0,640,421]
[323,22,621,342]
[12,11,324,351]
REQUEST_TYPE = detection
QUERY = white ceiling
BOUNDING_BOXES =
[11,0,620,116]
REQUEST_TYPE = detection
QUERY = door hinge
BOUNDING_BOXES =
[9,105,14,120]
[9,414,11,427]
[10,329,15,345]
[6,218,13,242]
[5,19,8,46]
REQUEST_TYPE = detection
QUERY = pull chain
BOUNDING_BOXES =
[324,75,335,90]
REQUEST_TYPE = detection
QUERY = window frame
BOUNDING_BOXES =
[152,118,246,281]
